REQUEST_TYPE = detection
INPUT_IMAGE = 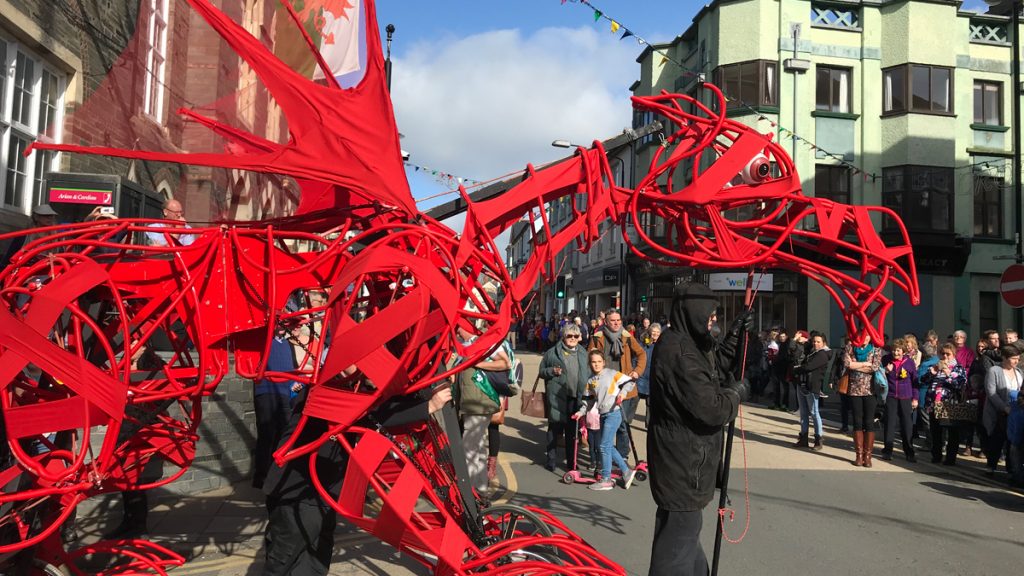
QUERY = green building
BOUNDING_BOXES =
[629,0,1022,341]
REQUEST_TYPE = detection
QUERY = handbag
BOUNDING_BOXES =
[836,373,849,395]
[520,375,547,419]
[932,399,978,426]
[872,368,889,401]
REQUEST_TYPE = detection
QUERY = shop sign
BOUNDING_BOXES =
[708,272,774,292]
[602,267,620,287]
[49,187,113,205]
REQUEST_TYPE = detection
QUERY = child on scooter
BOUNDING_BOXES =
[576,350,636,491]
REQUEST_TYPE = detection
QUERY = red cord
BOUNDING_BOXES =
[718,403,751,543]
[717,269,762,544]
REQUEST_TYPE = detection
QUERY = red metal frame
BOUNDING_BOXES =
[0,0,919,573]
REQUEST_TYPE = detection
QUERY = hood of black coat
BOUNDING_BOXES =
[669,282,719,349]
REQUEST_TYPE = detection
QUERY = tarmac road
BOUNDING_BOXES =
[67,350,1023,575]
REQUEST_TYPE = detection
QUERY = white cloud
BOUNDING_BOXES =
[392,26,639,189]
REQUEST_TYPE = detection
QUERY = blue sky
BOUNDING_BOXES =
[373,1,696,211]
[373,0,992,219]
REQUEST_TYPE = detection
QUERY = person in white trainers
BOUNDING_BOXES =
[576,350,636,491]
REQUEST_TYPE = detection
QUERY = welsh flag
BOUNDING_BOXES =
[275,0,365,86]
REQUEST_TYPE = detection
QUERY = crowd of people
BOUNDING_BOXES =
[514,307,1024,490]
[745,325,1024,485]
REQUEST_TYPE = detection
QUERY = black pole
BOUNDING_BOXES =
[1013,4,1023,334]
[711,273,753,576]
[710,419,738,576]
[385,24,395,92]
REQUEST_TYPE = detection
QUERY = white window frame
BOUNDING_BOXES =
[0,38,64,215]
[143,0,170,123]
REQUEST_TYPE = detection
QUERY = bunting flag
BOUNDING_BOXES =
[562,0,884,181]
[404,161,480,187]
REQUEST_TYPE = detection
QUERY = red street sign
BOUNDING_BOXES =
[49,187,112,205]
[1000,264,1024,308]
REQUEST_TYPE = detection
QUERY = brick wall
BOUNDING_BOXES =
[165,373,257,495]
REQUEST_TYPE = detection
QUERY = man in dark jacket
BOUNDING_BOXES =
[263,384,451,575]
[647,283,751,576]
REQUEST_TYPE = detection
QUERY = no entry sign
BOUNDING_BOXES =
[1001,264,1024,308]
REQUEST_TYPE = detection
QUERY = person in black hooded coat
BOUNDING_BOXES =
[647,282,751,576]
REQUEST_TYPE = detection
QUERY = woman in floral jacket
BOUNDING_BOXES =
[843,334,883,467]
[921,343,969,466]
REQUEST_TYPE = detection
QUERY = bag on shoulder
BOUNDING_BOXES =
[872,368,888,401]
[486,341,523,397]
[820,349,841,396]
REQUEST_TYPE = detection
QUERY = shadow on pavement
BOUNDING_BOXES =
[505,492,632,536]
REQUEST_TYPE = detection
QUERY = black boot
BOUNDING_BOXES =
[793,433,809,448]
[812,435,823,452]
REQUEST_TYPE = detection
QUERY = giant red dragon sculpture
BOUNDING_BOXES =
[0,1,919,574]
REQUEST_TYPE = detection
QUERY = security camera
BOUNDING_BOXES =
[739,153,771,185]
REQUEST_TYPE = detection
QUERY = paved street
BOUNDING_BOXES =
[72,350,1024,575]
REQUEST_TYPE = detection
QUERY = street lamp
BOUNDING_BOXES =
[552,139,629,310]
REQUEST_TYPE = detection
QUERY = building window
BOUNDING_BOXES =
[810,3,861,30]
[973,81,1002,126]
[973,173,1003,238]
[12,51,35,127]
[144,0,169,122]
[4,135,29,208]
[814,165,851,204]
[714,60,778,107]
[38,70,60,139]
[883,64,952,115]
[882,166,953,232]
[0,40,65,213]
[979,292,999,334]
[32,150,56,207]
[815,66,851,113]
[633,109,662,146]
[969,20,1008,44]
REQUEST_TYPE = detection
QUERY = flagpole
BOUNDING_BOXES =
[385,24,395,91]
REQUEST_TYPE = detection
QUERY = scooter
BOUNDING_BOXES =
[561,413,648,485]
[626,418,649,482]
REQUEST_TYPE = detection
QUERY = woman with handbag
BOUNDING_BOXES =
[982,345,1022,476]
[538,324,591,473]
[921,343,969,466]
[453,326,509,498]
[843,334,883,467]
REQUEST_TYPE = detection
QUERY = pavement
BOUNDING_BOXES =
[67,351,1020,574]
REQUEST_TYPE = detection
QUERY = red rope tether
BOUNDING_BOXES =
[717,267,763,544]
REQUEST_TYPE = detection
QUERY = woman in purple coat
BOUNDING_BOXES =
[882,337,918,462]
